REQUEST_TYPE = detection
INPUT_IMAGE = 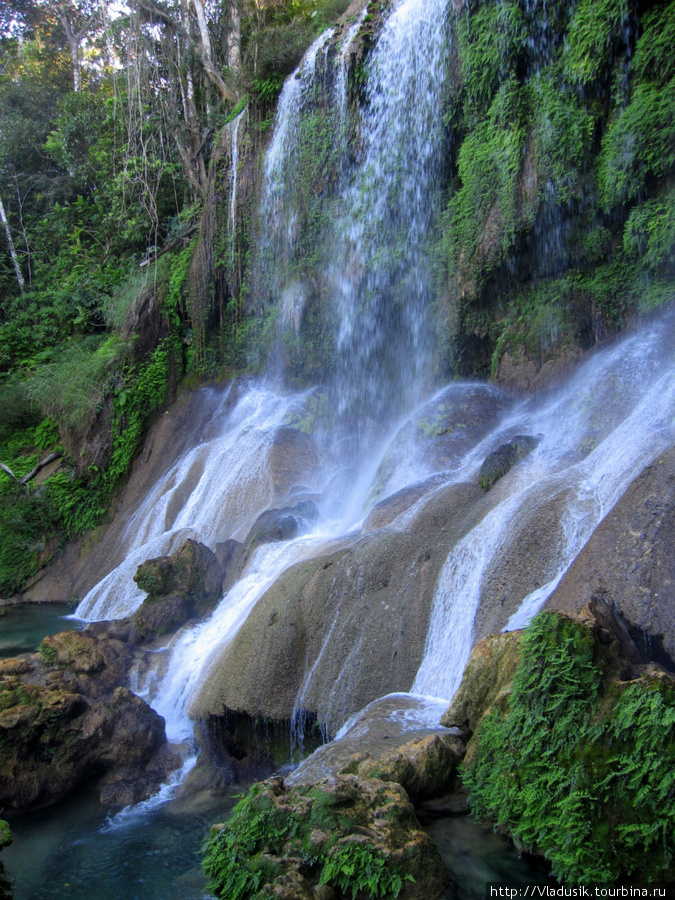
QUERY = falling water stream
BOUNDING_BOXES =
[4,0,675,895]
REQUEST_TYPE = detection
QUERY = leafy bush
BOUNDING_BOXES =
[463,611,675,883]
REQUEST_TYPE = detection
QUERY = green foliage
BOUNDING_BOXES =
[202,783,412,900]
[463,611,675,883]
[599,79,675,208]
[633,1,675,85]
[446,78,528,271]
[106,337,180,486]
[457,0,527,123]
[26,335,128,434]
[563,0,630,86]
[623,189,675,271]
[532,74,594,205]
[319,841,413,899]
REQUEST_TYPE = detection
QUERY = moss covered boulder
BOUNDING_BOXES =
[0,819,11,900]
[132,538,225,637]
[460,604,675,883]
[203,773,449,900]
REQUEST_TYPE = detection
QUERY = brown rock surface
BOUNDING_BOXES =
[545,445,675,664]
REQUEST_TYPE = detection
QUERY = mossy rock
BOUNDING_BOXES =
[461,606,675,883]
[203,773,449,900]
[478,434,542,491]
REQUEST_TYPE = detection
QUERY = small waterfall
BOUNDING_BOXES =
[229,107,246,265]
[413,313,675,701]
[76,388,319,621]
[258,27,335,316]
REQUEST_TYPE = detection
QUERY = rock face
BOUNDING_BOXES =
[371,384,512,503]
[546,445,675,666]
[0,630,168,810]
[191,481,491,733]
[203,773,449,900]
[478,434,542,490]
[288,695,465,804]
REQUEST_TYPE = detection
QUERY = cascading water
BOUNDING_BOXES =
[94,0,457,747]
[326,0,450,427]
[69,0,673,819]
[413,312,675,700]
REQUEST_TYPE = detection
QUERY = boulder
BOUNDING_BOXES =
[0,678,165,809]
[242,500,320,557]
[478,434,542,491]
[203,774,449,900]
[288,695,464,803]
[134,538,223,612]
[132,539,225,638]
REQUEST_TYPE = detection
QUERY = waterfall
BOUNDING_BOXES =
[413,312,675,700]
[327,0,450,425]
[229,107,246,265]
[75,388,320,621]
[71,0,673,778]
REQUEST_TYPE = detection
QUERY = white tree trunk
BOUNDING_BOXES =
[192,0,235,102]
[227,3,242,73]
[0,195,25,293]
[58,11,83,92]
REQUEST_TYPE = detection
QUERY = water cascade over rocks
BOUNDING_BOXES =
[69,0,675,808]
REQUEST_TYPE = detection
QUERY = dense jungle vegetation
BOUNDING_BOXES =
[0,0,673,597]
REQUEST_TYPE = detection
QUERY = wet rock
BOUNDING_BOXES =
[351,733,465,804]
[478,434,542,491]
[268,427,321,495]
[132,539,225,638]
[98,743,183,807]
[362,474,448,532]
[440,631,522,738]
[288,695,463,802]
[371,384,512,503]
[243,500,320,556]
[213,538,244,592]
[0,677,165,810]
[192,481,490,734]
[546,445,675,665]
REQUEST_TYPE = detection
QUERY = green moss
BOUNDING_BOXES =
[599,80,675,208]
[563,0,631,86]
[202,782,413,900]
[446,78,529,273]
[457,0,527,124]
[462,611,675,883]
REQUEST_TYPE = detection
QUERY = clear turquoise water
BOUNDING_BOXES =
[3,787,237,900]
[0,603,76,658]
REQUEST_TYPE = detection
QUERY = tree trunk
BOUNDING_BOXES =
[192,0,236,102]
[227,2,242,73]
[0,195,25,293]
[58,11,83,92]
